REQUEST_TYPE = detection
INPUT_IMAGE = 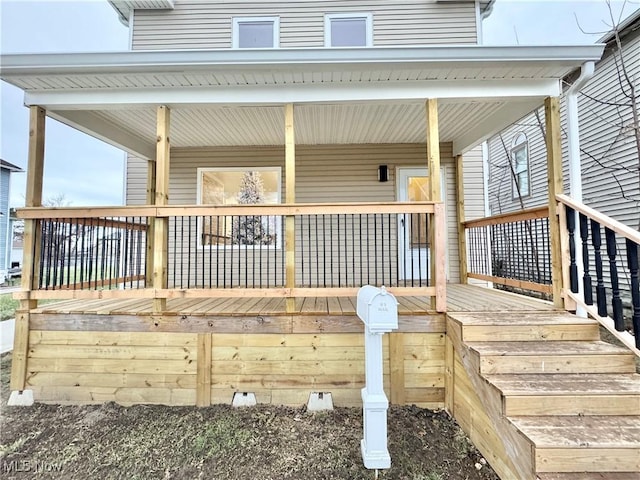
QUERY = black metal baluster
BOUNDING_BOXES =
[366,214,371,285]
[626,239,640,348]
[374,214,379,286]
[605,228,623,330]
[580,214,593,305]
[566,207,579,293]
[344,215,349,287]
[351,214,356,287]
[591,219,608,317]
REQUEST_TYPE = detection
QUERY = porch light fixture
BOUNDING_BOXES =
[378,165,388,182]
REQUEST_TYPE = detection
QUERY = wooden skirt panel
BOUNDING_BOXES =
[25,330,444,408]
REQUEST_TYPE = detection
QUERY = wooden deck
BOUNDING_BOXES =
[31,284,555,317]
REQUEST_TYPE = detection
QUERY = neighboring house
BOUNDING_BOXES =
[0,159,23,283]
[4,3,640,479]
[486,9,640,298]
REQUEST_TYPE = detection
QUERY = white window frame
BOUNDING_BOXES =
[324,13,373,47]
[232,16,280,49]
[196,166,282,249]
[511,133,530,199]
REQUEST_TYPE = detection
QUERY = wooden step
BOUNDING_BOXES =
[537,473,640,479]
[511,416,640,473]
[467,341,636,374]
[448,312,600,342]
[485,373,640,416]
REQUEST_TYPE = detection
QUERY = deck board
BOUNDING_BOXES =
[28,284,558,317]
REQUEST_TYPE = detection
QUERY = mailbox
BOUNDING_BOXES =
[357,285,398,333]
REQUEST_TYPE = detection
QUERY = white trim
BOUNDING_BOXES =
[324,13,373,48]
[232,16,280,49]
[475,0,483,45]
[47,110,156,159]
[128,11,135,50]
[27,80,561,109]
[0,44,605,75]
[452,98,545,155]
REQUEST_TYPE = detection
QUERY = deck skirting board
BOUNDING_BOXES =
[29,313,445,334]
[24,330,445,409]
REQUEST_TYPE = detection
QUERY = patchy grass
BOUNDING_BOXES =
[0,294,19,321]
[0,353,499,480]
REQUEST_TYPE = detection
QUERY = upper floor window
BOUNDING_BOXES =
[232,17,280,48]
[511,132,530,198]
[324,13,373,47]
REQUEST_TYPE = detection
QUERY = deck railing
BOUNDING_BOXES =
[16,202,447,311]
[558,194,640,350]
[463,206,552,296]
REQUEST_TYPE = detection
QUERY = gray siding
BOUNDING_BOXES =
[0,169,9,272]
[127,143,463,283]
[486,29,640,301]
[487,30,640,227]
[131,0,478,50]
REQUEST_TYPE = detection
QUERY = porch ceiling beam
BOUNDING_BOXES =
[24,79,561,110]
[48,110,156,159]
[451,98,544,155]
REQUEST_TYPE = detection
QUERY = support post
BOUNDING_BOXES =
[389,332,405,405]
[196,333,212,407]
[10,106,45,403]
[455,154,468,283]
[285,104,296,313]
[145,157,157,286]
[426,99,443,310]
[153,106,170,312]
[544,97,565,309]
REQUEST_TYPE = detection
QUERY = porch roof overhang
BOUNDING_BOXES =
[0,45,604,158]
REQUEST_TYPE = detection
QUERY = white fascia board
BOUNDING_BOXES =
[48,110,156,159]
[0,45,605,76]
[452,99,544,155]
[25,79,561,109]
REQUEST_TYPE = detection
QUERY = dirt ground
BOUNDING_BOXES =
[0,353,499,480]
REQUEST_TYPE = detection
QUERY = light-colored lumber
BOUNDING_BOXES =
[153,105,170,312]
[196,333,212,407]
[463,206,549,229]
[389,332,405,405]
[466,273,553,294]
[146,157,156,285]
[426,98,441,311]
[444,335,454,414]
[455,154,468,283]
[433,203,446,312]
[545,96,565,309]
[285,103,295,313]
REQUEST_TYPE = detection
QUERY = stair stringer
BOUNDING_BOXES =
[447,315,536,480]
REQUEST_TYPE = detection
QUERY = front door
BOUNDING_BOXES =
[397,168,444,281]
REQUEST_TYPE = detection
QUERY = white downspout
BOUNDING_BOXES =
[566,61,595,317]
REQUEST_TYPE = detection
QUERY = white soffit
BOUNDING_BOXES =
[0,45,604,155]
[108,0,174,24]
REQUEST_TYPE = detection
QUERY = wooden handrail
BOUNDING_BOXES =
[462,206,549,229]
[17,202,439,219]
[556,194,640,245]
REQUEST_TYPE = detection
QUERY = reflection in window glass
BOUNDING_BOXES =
[238,21,275,48]
[198,168,281,246]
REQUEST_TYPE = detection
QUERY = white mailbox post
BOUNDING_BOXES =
[357,285,398,470]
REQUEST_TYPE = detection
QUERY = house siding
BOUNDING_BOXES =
[0,168,10,273]
[126,143,462,284]
[130,0,478,50]
[486,27,640,301]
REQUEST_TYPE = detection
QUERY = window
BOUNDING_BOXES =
[232,17,279,48]
[324,13,372,47]
[511,133,530,198]
[197,167,281,247]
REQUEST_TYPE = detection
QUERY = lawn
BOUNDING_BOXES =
[0,294,19,322]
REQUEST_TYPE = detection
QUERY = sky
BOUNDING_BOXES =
[0,0,638,208]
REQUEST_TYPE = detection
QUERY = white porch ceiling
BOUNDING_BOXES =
[0,45,604,157]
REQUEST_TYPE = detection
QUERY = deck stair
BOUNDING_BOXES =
[447,311,640,479]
